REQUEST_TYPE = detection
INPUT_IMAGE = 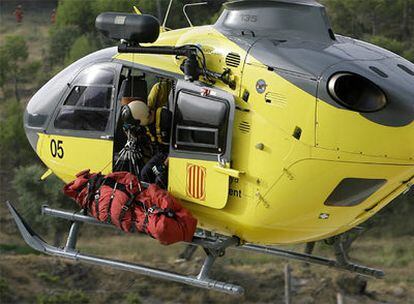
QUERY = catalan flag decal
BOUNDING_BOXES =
[186,164,206,201]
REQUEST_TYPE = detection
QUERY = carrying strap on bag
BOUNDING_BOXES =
[105,182,118,224]
[83,174,104,212]
[148,205,175,218]
[118,193,139,226]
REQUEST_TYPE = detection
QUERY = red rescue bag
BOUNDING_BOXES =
[135,184,197,245]
[64,170,141,232]
[63,170,198,245]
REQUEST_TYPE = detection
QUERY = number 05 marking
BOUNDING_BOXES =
[50,139,64,159]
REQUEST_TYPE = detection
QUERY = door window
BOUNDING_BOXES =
[172,91,230,155]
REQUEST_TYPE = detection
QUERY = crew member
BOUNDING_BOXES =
[147,78,173,110]
[122,100,172,188]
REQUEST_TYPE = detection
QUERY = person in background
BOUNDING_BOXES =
[51,9,56,24]
[14,5,23,24]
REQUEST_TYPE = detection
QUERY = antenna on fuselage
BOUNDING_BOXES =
[162,0,173,28]
[183,2,208,27]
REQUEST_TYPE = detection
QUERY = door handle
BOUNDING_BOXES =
[214,165,244,178]
[100,135,114,140]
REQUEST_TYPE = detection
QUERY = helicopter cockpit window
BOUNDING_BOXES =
[64,86,112,108]
[76,66,115,85]
[54,64,115,132]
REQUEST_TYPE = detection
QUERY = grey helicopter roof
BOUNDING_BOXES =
[224,0,324,9]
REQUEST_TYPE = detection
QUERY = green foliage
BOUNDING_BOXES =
[0,48,9,90]
[36,272,60,284]
[1,35,29,63]
[0,278,13,303]
[0,243,39,255]
[65,34,99,65]
[0,35,31,100]
[367,35,405,54]
[368,190,414,237]
[56,0,95,33]
[322,0,414,60]
[48,25,81,67]
[11,164,72,236]
[22,60,42,83]
[125,293,142,304]
[403,48,414,62]
[36,290,89,304]
[91,0,135,14]
[0,102,36,168]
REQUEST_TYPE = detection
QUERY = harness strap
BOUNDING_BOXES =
[102,177,130,196]
[138,201,150,233]
[94,190,100,219]
[106,182,118,224]
[129,206,137,233]
[155,107,163,144]
[118,193,138,229]
[145,126,156,143]
[83,174,103,212]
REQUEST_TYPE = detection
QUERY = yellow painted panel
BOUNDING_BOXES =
[37,133,113,183]
[316,100,414,160]
[180,158,413,244]
[168,157,229,209]
[242,58,316,147]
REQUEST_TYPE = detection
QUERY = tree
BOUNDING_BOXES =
[12,164,75,246]
[48,25,81,67]
[0,35,29,102]
[56,0,96,33]
[91,0,135,14]
[322,0,414,61]
[0,102,37,169]
[0,48,10,96]
[65,34,99,65]
[367,36,405,54]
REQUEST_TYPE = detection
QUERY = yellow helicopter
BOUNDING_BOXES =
[7,0,414,295]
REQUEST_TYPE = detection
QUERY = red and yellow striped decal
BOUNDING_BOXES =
[186,164,206,201]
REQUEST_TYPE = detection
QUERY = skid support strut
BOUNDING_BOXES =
[8,203,385,296]
[42,205,384,278]
[239,244,384,278]
[7,202,244,295]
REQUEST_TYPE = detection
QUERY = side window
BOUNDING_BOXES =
[54,64,115,132]
[172,91,229,154]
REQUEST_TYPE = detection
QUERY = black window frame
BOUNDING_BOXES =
[49,62,121,138]
[171,87,233,159]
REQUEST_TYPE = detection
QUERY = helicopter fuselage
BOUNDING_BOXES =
[24,1,414,245]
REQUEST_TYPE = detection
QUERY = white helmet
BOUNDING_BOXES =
[127,100,151,126]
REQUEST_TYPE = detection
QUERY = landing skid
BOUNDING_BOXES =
[6,202,384,295]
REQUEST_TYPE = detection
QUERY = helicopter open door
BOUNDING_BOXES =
[168,81,236,209]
